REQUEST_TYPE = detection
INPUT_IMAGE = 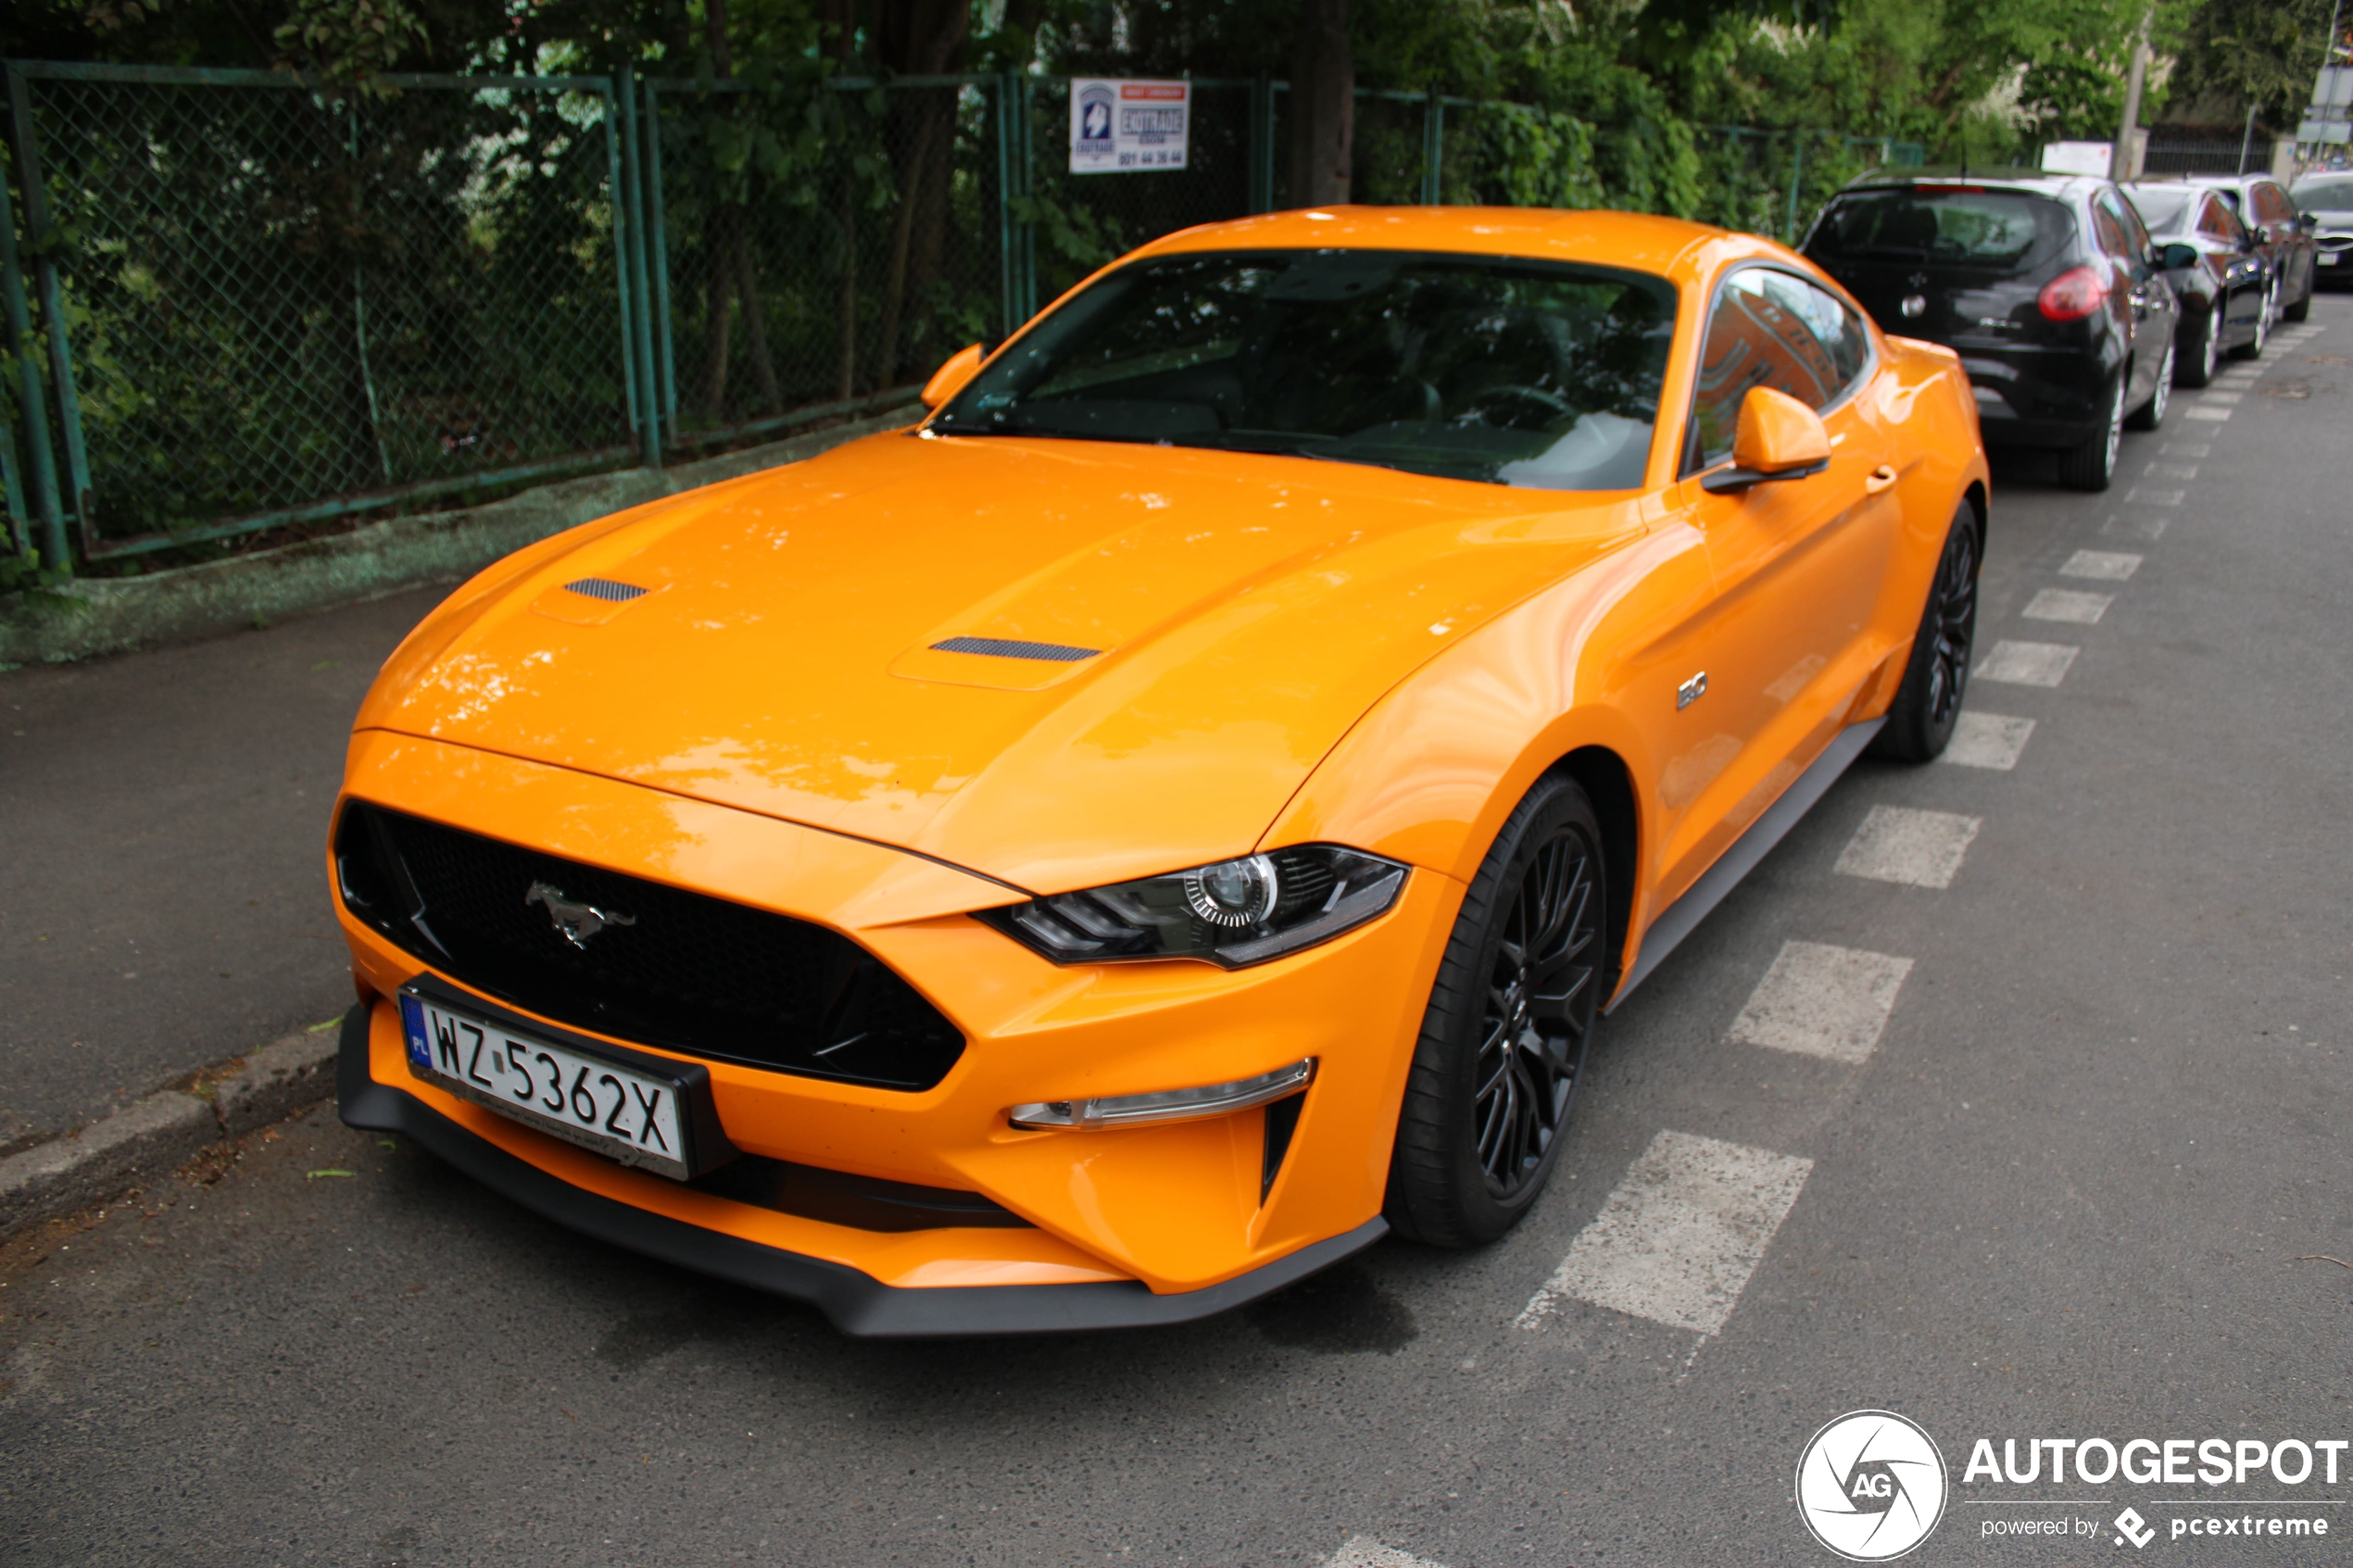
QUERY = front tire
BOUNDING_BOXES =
[1385,774,1607,1248]
[2057,376,2123,492]
[1869,500,1982,763]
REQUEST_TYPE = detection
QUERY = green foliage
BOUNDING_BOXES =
[273,0,427,93]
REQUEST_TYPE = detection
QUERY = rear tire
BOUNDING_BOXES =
[2284,272,2312,322]
[2234,283,2275,359]
[2126,344,2172,430]
[1869,500,1982,763]
[2056,376,2122,492]
[2176,311,2218,388]
[1385,774,1607,1248]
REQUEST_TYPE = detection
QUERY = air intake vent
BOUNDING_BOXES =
[333,801,964,1091]
[564,578,649,602]
[931,636,1100,662]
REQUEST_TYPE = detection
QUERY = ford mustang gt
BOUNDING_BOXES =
[333,207,1989,1336]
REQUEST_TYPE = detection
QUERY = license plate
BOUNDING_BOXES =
[397,983,731,1181]
[2323,253,2340,266]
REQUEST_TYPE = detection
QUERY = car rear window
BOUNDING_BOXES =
[2126,186,2196,233]
[1807,189,2072,270]
[2294,179,2353,213]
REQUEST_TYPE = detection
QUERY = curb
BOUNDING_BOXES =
[0,1026,342,1237]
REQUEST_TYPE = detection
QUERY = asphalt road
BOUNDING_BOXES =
[4,299,2349,1567]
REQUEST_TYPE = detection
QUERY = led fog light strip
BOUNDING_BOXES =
[1008,1059,1315,1131]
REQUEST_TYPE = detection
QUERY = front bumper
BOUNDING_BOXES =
[333,730,1457,1322]
[339,1006,1385,1334]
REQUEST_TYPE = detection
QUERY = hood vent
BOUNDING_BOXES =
[565,578,650,602]
[931,636,1100,662]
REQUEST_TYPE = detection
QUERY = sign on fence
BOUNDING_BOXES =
[1069,79,1190,174]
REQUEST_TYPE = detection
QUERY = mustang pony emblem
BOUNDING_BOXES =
[524,880,635,949]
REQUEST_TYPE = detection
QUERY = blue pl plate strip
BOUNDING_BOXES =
[398,994,432,1070]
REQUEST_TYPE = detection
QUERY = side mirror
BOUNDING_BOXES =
[1703,387,1832,494]
[2158,242,2201,271]
[921,342,986,409]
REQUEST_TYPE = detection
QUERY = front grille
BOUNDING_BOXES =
[335,800,965,1090]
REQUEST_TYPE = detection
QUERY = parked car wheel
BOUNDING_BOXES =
[2126,344,2173,430]
[2177,308,2220,387]
[2057,376,2124,492]
[1385,772,1607,1248]
[2234,283,2275,359]
[1869,500,1981,764]
[2284,274,2312,322]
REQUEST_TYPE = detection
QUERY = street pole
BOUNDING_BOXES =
[2111,6,2153,181]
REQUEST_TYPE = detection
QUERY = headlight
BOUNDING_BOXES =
[976,845,1409,969]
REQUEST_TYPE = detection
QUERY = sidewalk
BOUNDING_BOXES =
[0,589,434,1150]
[0,416,899,1153]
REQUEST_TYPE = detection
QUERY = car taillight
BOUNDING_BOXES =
[2038,265,2109,322]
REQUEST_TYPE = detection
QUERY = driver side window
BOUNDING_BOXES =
[1688,270,1852,470]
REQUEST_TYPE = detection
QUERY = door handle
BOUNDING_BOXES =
[1865,465,1898,494]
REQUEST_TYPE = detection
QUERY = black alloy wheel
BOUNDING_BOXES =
[1385,773,1608,1248]
[1869,500,1982,763]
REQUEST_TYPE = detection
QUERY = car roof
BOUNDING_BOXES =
[1136,206,1743,281]
[1833,166,2107,200]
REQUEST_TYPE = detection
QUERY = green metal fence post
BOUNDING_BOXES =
[641,79,676,441]
[614,67,661,469]
[996,72,1037,335]
[6,62,89,570]
[346,107,392,484]
[1420,88,1443,205]
[0,90,65,571]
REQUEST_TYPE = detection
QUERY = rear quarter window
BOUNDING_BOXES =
[1807,189,2074,271]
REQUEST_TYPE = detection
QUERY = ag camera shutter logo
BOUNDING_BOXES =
[1795,1411,1949,1561]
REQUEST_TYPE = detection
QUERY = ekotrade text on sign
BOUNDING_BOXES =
[1961,1436,2348,1486]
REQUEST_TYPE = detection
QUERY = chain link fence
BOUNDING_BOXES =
[0,60,1930,579]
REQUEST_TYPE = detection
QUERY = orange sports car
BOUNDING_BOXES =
[333,207,1988,1335]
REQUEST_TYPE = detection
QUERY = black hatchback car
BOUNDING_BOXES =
[1803,168,2181,492]
[2122,182,2276,382]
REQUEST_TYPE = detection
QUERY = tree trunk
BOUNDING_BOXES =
[874,106,942,391]
[699,214,736,419]
[733,221,784,416]
[1288,0,1353,207]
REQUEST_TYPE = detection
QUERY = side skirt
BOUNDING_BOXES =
[1604,716,1884,1012]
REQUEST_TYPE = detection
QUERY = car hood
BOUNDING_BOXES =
[359,430,1645,894]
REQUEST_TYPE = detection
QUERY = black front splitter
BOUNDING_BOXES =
[335,1005,1386,1337]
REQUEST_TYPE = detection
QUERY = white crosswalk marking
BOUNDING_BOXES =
[1834,804,1982,889]
[2183,407,2232,421]
[1978,639,2078,686]
[1328,1537,1449,1568]
[1942,711,2035,771]
[2144,462,2197,481]
[1516,1130,1812,1336]
[2122,487,2182,507]
[2061,549,2141,581]
[1729,941,1913,1064]
[2023,587,2112,624]
[2159,440,2210,457]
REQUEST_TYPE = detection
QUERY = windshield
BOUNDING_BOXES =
[932,249,1678,492]
[1806,189,2072,270]
[2125,185,2196,233]
[2294,178,2353,213]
